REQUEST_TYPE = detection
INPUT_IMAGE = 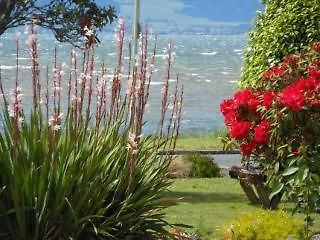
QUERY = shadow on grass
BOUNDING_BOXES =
[166,191,248,203]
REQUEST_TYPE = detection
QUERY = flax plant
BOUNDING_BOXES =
[0,19,182,239]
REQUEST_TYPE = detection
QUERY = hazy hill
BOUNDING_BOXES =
[38,0,264,34]
[111,0,264,34]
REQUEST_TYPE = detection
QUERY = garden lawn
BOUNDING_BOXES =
[175,131,225,150]
[165,178,320,240]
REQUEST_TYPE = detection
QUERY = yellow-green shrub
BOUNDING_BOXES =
[223,209,305,240]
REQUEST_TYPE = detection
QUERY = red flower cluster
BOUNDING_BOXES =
[281,84,305,111]
[230,121,251,140]
[234,89,255,107]
[280,74,320,111]
[254,120,270,144]
[220,43,320,157]
[220,99,237,126]
[220,89,260,127]
[263,91,277,109]
[220,89,271,156]
[240,141,257,156]
[261,66,283,80]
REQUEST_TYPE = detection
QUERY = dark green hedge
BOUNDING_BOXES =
[241,0,320,88]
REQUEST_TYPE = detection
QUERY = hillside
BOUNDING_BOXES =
[114,0,264,34]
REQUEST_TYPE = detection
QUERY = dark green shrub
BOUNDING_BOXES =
[185,153,221,178]
[241,0,320,88]
[223,209,305,240]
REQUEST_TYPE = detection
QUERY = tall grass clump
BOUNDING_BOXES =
[0,20,183,239]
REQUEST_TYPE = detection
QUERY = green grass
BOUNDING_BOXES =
[165,178,320,240]
[175,130,226,150]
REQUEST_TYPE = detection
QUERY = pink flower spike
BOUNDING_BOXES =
[8,86,23,119]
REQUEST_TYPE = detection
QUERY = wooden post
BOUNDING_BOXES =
[132,0,140,57]
[255,182,271,207]
[239,180,260,204]
[229,166,282,209]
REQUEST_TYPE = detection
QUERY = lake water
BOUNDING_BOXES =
[0,31,246,134]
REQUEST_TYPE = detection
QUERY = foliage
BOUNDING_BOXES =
[184,153,221,178]
[223,209,305,240]
[220,44,320,230]
[0,0,116,47]
[0,112,173,239]
[241,0,320,88]
[0,20,183,239]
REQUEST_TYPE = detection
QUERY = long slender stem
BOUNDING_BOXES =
[0,66,8,106]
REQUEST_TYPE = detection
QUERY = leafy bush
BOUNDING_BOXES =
[223,209,305,240]
[241,0,320,88]
[184,153,221,178]
[0,21,183,239]
[221,44,320,229]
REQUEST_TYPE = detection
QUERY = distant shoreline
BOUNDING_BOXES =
[1,29,248,37]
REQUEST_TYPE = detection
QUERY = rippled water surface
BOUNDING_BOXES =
[0,31,246,134]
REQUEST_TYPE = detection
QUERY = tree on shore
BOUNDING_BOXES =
[0,0,117,46]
